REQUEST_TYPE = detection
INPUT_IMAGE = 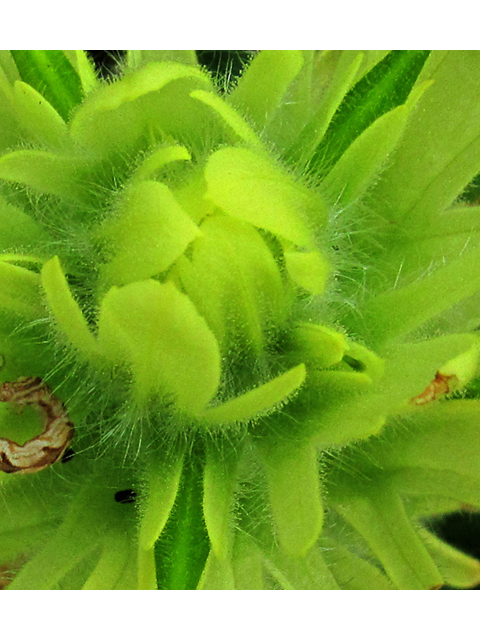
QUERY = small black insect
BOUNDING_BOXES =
[61,448,75,463]
[114,489,137,504]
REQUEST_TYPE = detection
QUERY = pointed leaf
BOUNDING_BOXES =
[256,438,324,556]
[323,539,395,589]
[0,51,20,84]
[13,81,67,148]
[371,51,480,226]
[0,150,89,201]
[0,259,42,320]
[41,256,98,357]
[133,145,191,181]
[322,82,430,206]
[153,452,211,590]
[285,51,364,167]
[336,487,443,589]
[200,364,306,425]
[138,450,185,551]
[10,50,84,121]
[203,437,242,560]
[0,196,50,252]
[190,89,264,150]
[197,550,235,590]
[308,50,430,176]
[360,241,480,345]
[63,50,98,93]
[228,50,304,129]
[372,400,480,480]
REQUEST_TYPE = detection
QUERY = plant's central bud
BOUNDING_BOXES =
[37,92,333,420]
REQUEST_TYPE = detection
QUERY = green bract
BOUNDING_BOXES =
[1,50,480,590]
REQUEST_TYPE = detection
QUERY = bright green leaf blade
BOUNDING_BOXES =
[70,62,212,154]
[82,533,130,590]
[200,364,306,425]
[307,50,430,177]
[0,51,20,84]
[100,180,201,287]
[63,50,98,93]
[154,450,211,590]
[390,467,480,511]
[203,438,241,560]
[137,447,186,589]
[190,89,265,150]
[133,144,191,181]
[7,479,124,590]
[322,82,430,206]
[10,50,84,122]
[373,401,480,480]
[0,150,89,201]
[336,487,443,589]
[0,259,42,320]
[204,147,325,246]
[0,196,50,253]
[138,449,185,552]
[228,50,304,130]
[375,204,480,294]
[371,51,480,226]
[285,51,364,167]
[358,241,480,345]
[13,81,68,148]
[197,550,235,590]
[41,256,98,356]
[175,215,286,351]
[258,51,315,152]
[232,533,265,589]
[256,439,324,556]
[284,249,330,294]
[323,539,396,589]
[97,280,221,411]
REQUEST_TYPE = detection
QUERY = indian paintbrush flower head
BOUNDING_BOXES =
[1,50,480,589]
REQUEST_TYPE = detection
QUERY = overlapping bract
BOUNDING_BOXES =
[0,50,479,590]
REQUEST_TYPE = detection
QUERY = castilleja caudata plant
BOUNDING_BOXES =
[1,50,480,590]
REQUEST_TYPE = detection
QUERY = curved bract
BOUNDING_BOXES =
[0,50,480,590]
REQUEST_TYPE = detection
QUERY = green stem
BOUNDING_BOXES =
[154,439,210,590]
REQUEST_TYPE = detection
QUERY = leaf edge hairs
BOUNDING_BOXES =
[0,376,74,474]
